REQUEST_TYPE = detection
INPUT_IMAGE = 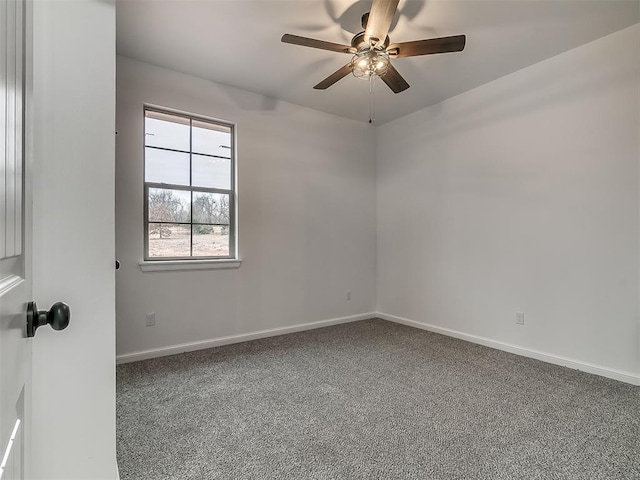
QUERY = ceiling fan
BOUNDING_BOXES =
[281,0,466,93]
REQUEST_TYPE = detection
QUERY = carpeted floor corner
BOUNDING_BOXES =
[116,319,640,479]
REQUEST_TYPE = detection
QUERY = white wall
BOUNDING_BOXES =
[377,24,640,379]
[31,0,117,478]
[116,57,377,358]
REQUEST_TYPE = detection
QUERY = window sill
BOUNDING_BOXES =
[138,259,241,272]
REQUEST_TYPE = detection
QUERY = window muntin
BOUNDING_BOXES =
[144,108,235,260]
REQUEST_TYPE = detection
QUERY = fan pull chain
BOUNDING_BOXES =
[369,74,376,124]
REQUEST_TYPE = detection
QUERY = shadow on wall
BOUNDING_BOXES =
[397,36,636,144]
[218,57,343,113]
[216,84,281,113]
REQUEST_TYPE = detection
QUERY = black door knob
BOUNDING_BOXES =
[27,301,71,338]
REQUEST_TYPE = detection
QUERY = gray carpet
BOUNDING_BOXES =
[117,319,640,479]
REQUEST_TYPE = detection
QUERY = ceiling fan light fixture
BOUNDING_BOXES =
[351,48,390,79]
[281,0,466,95]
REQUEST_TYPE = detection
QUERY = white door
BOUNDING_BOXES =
[29,0,117,477]
[0,0,29,477]
[2,1,117,479]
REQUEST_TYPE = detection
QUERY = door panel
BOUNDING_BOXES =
[0,284,28,480]
[2,0,23,260]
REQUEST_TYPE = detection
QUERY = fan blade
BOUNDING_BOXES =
[365,0,399,47]
[313,63,353,90]
[281,34,353,54]
[381,63,409,93]
[387,35,466,58]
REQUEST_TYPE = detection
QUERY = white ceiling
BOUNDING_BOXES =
[116,0,639,125]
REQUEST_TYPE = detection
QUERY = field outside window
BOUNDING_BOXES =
[144,108,236,260]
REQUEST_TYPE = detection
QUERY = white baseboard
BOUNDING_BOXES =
[116,312,376,364]
[377,312,640,386]
[116,311,640,386]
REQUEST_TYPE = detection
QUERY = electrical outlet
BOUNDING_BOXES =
[145,312,156,327]
[516,312,525,325]
[346,290,351,301]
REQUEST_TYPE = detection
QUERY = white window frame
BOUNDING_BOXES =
[141,106,239,268]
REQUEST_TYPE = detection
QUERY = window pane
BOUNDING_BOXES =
[193,225,230,257]
[145,112,190,152]
[192,192,229,225]
[192,154,231,190]
[145,148,190,186]
[148,224,191,258]
[192,121,231,157]
[148,188,191,223]
[144,109,236,261]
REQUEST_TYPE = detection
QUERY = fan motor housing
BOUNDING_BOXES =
[351,31,390,51]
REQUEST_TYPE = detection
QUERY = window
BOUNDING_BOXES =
[144,107,236,261]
